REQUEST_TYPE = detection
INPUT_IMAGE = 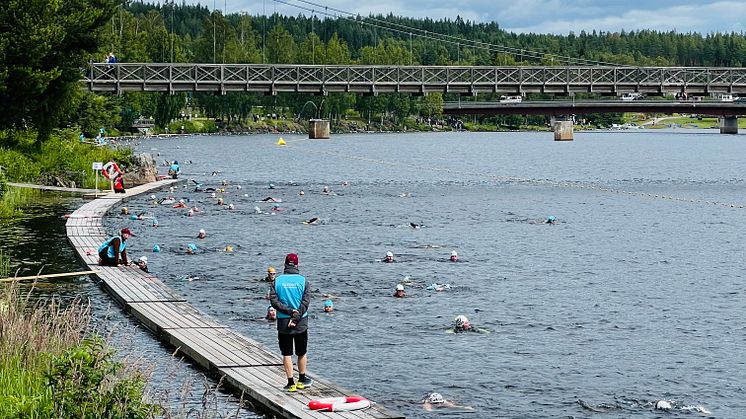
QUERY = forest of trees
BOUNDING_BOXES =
[5,0,746,140]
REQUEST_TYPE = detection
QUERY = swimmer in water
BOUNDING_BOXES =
[197,229,206,239]
[224,244,234,253]
[303,217,320,225]
[121,207,129,215]
[227,203,235,210]
[383,251,395,263]
[450,315,479,333]
[427,283,451,292]
[135,256,149,273]
[545,215,557,224]
[393,284,406,298]
[216,197,224,205]
[266,306,277,320]
[261,197,281,202]
[264,266,277,282]
[299,190,305,196]
[422,392,473,412]
[323,300,334,313]
[322,185,330,195]
[409,222,421,229]
[186,243,198,254]
[449,250,458,262]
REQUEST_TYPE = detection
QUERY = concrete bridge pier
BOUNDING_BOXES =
[719,116,738,134]
[551,117,574,141]
[309,119,330,139]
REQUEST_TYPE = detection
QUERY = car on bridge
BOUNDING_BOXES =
[620,92,644,101]
[499,95,522,103]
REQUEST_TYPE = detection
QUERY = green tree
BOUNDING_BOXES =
[266,24,296,63]
[154,93,185,128]
[0,0,117,148]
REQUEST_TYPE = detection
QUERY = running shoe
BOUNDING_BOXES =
[299,377,313,388]
[283,383,297,392]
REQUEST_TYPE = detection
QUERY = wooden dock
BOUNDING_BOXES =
[8,182,100,194]
[65,179,404,419]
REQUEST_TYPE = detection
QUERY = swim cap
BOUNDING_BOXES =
[548,215,556,221]
[199,229,206,234]
[267,266,276,274]
[152,244,161,252]
[139,256,148,263]
[427,393,445,404]
[225,245,234,252]
[129,215,138,220]
[451,250,458,256]
[455,315,469,326]
[324,300,333,307]
[121,207,129,214]
[187,243,198,252]
[396,284,404,291]
[386,251,394,257]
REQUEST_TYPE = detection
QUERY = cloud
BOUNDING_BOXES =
[505,1,746,34]
[185,0,746,34]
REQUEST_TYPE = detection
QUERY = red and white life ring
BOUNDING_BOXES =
[308,396,371,412]
[102,161,122,180]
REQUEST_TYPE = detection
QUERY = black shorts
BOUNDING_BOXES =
[278,331,307,357]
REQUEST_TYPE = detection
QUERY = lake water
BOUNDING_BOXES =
[33,128,746,418]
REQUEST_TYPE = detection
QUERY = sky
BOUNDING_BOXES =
[181,0,746,34]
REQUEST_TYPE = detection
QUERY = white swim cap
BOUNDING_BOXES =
[199,229,205,234]
[386,251,394,257]
[396,284,404,291]
[427,393,445,404]
[139,256,148,263]
[455,315,469,326]
[451,250,458,256]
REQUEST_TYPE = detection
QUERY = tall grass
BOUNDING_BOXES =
[0,186,40,218]
[0,283,157,417]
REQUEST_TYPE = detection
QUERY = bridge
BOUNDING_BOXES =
[86,63,746,139]
[86,63,746,96]
[443,100,746,116]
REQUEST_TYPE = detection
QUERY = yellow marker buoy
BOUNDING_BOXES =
[277,138,286,146]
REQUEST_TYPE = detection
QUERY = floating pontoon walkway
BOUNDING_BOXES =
[8,182,100,194]
[65,180,404,419]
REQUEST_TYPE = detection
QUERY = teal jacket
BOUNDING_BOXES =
[270,265,310,334]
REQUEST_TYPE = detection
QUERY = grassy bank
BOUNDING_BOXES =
[0,282,157,417]
[0,129,131,218]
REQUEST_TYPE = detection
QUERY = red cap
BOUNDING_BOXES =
[285,253,298,266]
[121,228,135,237]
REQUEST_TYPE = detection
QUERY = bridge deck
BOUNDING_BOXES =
[66,179,403,419]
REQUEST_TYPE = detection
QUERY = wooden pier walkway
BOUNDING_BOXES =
[65,179,404,419]
[8,182,100,194]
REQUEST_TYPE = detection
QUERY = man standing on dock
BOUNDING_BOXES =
[269,253,312,392]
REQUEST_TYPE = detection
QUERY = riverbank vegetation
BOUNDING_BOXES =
[0,283,157,417]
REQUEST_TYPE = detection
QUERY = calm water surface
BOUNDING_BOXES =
[34,129,746,418]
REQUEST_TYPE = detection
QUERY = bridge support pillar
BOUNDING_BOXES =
[309,119,330,139]
[552,119,574,141]
[719,116,738,134]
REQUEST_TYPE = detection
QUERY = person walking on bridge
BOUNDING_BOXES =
[270,253,312,392]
